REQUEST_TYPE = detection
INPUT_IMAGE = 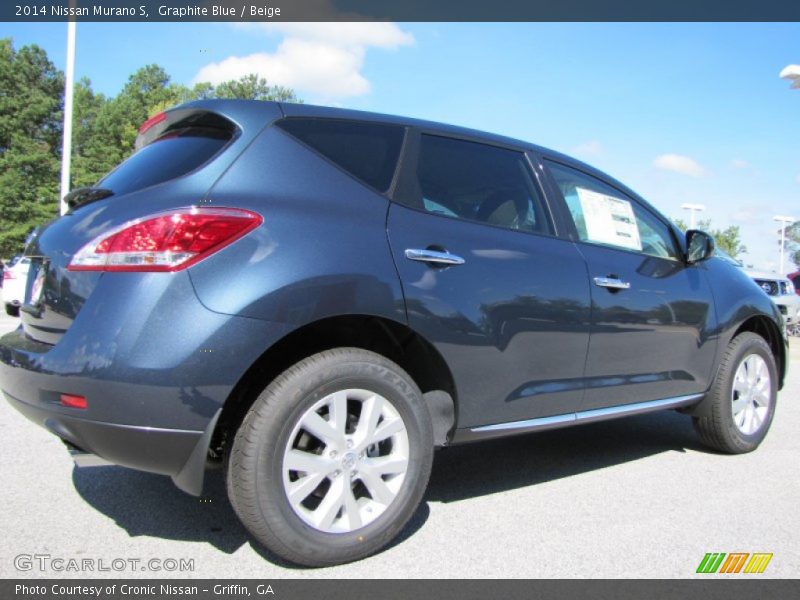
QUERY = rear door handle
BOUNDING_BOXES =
[405,248,465,266]
[593,276,631,290]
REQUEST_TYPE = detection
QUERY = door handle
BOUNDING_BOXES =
[593,276,631,290]
[405,248,465,266]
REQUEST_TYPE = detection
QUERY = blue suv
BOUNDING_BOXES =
[0,100,787,566]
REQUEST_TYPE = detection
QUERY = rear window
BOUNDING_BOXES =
[99,113,235,196]
[277,118,405,193]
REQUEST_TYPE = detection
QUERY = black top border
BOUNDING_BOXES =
[3,0,800,22]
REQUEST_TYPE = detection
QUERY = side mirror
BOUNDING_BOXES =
[686,229,715,264]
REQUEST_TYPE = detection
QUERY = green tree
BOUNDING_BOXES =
[70,77,108,188]
[0,38,64,256]
[204,74,301,102]
[0,39,303,257]
[674,218,748,259]
[72,64,188,184]
[784,221,800,269]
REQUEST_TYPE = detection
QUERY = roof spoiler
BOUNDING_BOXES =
[134,107,238,151]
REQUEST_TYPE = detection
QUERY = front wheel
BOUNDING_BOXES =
[227,348,434,567]
[694,332,778,453]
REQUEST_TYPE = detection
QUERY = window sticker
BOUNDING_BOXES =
[575,187,642,251]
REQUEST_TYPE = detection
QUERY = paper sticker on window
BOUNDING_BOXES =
[575,187,642,251]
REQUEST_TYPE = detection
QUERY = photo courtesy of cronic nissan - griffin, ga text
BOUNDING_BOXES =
[0,101,789,566]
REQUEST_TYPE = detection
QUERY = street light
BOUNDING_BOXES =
[780,64,800,89]
[774,215,795,275]
[680,203,706,229]
[59,19,76,216]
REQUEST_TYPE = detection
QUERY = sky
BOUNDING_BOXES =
[4,21,799,273]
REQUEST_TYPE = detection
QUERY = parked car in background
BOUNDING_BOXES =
[789,270,800,296]
[745,269,800,335]
[2,256,30,316]
[0,100,789,566]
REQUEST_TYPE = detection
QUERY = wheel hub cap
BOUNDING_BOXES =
[731,354,771,435]
[282,389,410,534]
[341,452,356,470]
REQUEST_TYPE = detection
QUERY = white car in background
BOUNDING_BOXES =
[745,269,800,335]
[715,250,799,335]
[2,256,30,317]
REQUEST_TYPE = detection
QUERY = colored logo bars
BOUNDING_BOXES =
[697,553,773,574]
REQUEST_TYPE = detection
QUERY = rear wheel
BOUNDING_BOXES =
[227,348,433,566]
[694,332,777,453]
[4,303,19,317]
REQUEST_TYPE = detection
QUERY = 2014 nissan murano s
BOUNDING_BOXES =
[0,100,788,566]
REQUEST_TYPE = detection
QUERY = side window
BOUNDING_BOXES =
[546,161,680,260]
[401,134,551,234]
[277,118,405,193]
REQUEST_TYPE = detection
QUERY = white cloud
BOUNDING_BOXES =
[573,140,603,156]
[653,153,707,178]
[731,208,758,223]
[730,158,750,169]
[249,22,415,49]
[193,23,414,99]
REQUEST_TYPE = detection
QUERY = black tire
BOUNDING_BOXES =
[693,332,778,453]
[227,348,434,567]
[5,303,19,317]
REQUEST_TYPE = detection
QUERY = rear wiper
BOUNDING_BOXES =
[64,187,114,210]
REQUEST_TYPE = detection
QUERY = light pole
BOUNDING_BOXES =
[780,64,800,89]
[59,19,76,215]
[680,203,706,229]
[774,215,795,275]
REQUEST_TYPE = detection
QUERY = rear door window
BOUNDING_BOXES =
[398,134,552,234]
[100,114,236,196]
[277,118,405,193]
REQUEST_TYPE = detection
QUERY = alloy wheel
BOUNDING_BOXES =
[731,354,771,435]
[282,389,409,533]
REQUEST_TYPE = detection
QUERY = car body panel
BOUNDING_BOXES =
[18,101,283,344]
[387,202,592,428]
[0,270,289,492]
[573,242,717,410]
[0,100,788,496]
[188,125,406,326]
[706,259,789,386]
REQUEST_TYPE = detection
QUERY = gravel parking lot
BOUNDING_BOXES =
[0,310,797,578]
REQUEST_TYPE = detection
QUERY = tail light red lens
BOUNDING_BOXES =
[60,394,87,409]
[68,207,262,272]
[2,270,14,280]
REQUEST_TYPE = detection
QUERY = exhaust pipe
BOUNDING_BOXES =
[64,442,111,467]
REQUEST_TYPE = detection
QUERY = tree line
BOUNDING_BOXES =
[0,38,299,257]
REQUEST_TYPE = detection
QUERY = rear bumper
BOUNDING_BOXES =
[0,271,289,494]
[4,388,204,479]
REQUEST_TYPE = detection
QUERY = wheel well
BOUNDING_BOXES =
[209,315,457,460]
[732,315,786,389]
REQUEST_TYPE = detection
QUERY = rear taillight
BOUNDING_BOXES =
[2,270,14,280]
[68,207,262,272]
